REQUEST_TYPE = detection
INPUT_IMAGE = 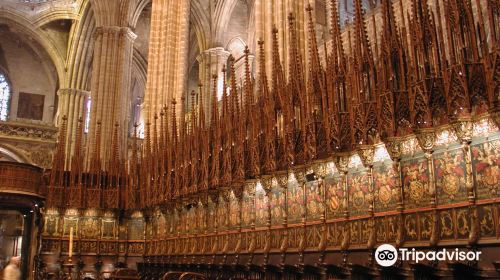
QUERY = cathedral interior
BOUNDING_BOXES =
[0,0,499,279]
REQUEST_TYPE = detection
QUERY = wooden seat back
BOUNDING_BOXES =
[109,268,141,280]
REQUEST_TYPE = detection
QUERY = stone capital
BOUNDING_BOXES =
[196,47,231,67]
[94,26,137,42]
[57,88,90,98]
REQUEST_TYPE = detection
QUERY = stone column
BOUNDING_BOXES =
[86,0,137,166]
[197,47,230,122]
[144,0,190,120]
[57,88,89,167]
[253,0,311,77]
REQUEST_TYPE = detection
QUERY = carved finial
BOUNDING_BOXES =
[70,117,85,179]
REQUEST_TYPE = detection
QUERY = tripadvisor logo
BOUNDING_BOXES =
[375,244,481,267]
[375,244,398,267]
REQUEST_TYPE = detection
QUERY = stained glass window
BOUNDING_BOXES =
[84,98,91,133]
[0,72,11,121]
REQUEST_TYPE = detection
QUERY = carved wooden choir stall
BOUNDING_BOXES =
[39,0,499,279]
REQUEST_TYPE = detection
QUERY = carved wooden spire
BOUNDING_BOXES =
[68,117,84,208]
[170,98,181,199]
[198,83,209,191]
[126,123,139,209]
[179,96,188,197]
[209,74,221,188]
[90,120,102,174]
[306,4,326,158]
[443,0,490,120]
[163,105,172,202]
[258,39,276,174]
[243,47,260,178]
[105,122,120,209]
[48,115,68,207]
[229,57,245,182]
[87,120,102,208]
[110,122,120,177]
[378,0,411,139]
[271,27,294,169]
[158,108,166,201]
[51,115,67,184]
[351,0,378,146]
[288,13,307,164]
[152,114,161,203]
[189,90,199,194]
[71,117,84,179]
[408,0,447,129]
[220,66,232,187]
[143,120,152,205]
[229,57,240,126]
[327,0,352,153]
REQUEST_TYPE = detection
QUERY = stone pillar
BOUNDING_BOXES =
[253,0,311,77]
[87,0,137,166]
[57,88,89,167]
[144,0,190,120]
[197,47,230,122]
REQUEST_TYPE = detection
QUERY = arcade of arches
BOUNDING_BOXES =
[0,0,499,279]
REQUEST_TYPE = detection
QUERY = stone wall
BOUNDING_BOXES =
[0,31,58,124]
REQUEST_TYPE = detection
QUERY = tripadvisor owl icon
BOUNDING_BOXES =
[375,244,398,267]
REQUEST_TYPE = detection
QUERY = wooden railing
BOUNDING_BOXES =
[0,161,46,197]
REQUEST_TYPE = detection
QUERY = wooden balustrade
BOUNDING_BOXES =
[0,161,46,198]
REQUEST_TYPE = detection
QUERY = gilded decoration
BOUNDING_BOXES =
[241,186,254,228]
[404,214,418,241]
[80,218,100,239]
[269,184,284,226]
[306,181,322,221]
[479,205,496,238]
[402,156,430,209]
[373,162,398,212]
[42,213,59,237]
[347,170,370,217]
[472,137,500,199]
[439,210,455,239]
[456,208,470,239]
[325,175,344,220]
[286,180,303,224]
[127,218,144,240]
[434,149,468,204]
[62,217,78,236]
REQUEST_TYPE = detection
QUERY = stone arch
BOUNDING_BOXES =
[64,0,95,90]
[0,10,65,87]
[32,8,79,28]
[226,36,247,60]
[0,144,31,164]
[130,0,152,29]
[190,0,210,51]
[213,0,241,46]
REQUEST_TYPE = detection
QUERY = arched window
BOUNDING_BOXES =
[0,71,11,121]
[84,98,91,133]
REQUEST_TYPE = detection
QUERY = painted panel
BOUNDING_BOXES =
[402,156,430,209]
